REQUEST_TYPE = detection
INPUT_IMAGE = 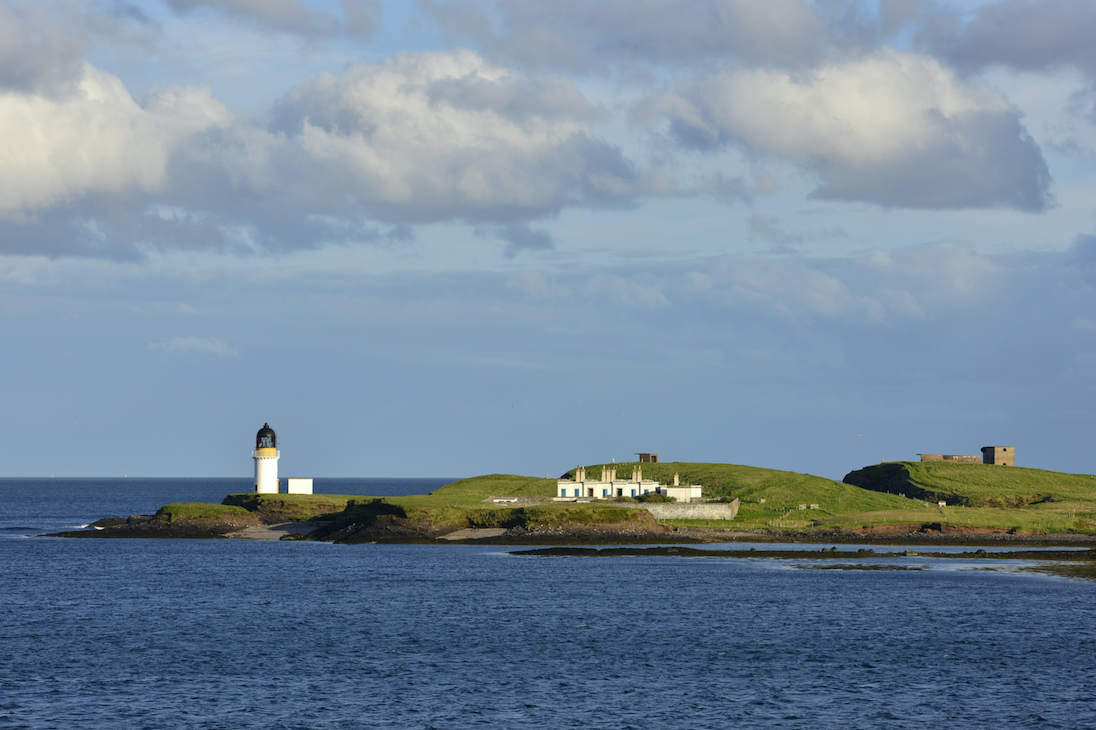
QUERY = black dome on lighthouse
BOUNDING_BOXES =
[256,423,276,449]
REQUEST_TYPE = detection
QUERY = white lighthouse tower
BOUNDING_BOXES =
[253,423,280,494]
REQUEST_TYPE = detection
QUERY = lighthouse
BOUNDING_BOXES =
[253,423,280,494]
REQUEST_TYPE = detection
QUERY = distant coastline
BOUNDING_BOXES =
[43,460,1096,547]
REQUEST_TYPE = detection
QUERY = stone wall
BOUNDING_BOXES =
[620,499,739,521]
[919,454,980,463]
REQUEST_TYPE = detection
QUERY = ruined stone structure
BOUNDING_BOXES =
[918,446,1015,466]
[635,453,659,463]
[918,454,981,463]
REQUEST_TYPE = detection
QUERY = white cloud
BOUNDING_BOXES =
[858,241,1001,303]
[150,336,238,356]
[265,49,637,224]
[646,49,1051,210]
[0,63,230,219]
[679,241,1003,324]
[711,258,884,321]
[0,49,644,257]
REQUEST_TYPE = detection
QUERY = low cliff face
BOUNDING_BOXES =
[47,511,261,539]
[842,463,958,504]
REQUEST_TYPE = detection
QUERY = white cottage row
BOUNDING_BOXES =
[555,465,703,502]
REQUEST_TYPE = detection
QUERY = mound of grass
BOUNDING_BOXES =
[844,461,1096,507]
[155,503,253,522]
[222,493,367,521]
[520,505,644,526]
[427,474,555,501]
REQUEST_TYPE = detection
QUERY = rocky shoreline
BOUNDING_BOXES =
[512,545,1096,561]
[46,513,261,539]
[44,513,1096,548]
[666,525,1096,547]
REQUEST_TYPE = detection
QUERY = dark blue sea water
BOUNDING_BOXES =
[2,479,1096,729]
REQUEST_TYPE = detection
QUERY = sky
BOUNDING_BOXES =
[2,0,1095,480]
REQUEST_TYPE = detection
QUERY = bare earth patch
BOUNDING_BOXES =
[226,522,323,540]
[437,528,509,541]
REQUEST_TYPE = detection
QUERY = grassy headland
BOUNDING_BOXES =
[841,461,1096,533]
[845,461,1096,506]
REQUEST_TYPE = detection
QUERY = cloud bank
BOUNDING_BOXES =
[265,49,637,224]
[0,63,229,220]
[0,0,1076,259]
[644,50,1051,210]
[0,47,640,257]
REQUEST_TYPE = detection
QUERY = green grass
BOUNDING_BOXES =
[463,504,648,529]
[812,505,1096,533]
[837,461,1096,533]
[155,503,253,522]
[427,474,556,501]
[845,461,1096,506]
[391,500,647,530]
[222,493,369,521]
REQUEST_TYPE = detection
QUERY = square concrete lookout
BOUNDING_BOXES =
[981,446,1015,466]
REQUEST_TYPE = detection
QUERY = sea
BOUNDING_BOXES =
[2,477,1096,730]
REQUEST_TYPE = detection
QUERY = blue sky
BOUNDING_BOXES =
[2,0,1095,480]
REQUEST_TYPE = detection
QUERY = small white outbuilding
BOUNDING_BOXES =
[287,478,314,495]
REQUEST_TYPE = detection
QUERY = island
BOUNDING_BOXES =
[46,460,1096,550]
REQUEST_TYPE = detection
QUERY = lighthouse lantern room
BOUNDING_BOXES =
[253,423,280,494]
